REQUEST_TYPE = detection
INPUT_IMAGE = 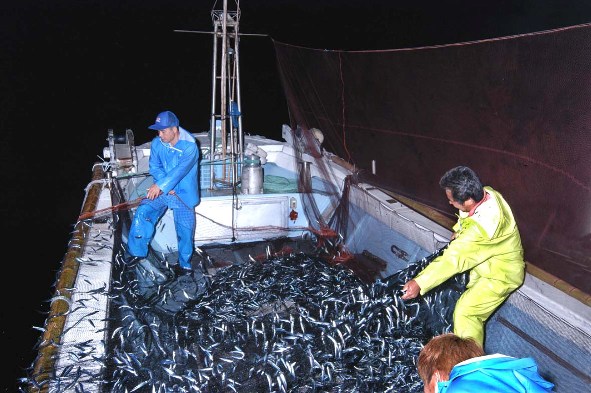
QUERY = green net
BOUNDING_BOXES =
[263,174,299,193]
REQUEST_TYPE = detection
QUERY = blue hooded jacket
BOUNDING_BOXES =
[439,354,554,392]
[149,126,200,208]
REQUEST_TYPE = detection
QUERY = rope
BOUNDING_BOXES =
[77,197,146,221]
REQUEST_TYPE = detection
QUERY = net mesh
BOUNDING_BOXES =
[98,245,465,392]
[274,24,591,294]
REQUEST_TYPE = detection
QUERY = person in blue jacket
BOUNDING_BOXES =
[127,110,200,276]
[417,333,554,393]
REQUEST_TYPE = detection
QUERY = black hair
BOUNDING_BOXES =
[439,166,484,203]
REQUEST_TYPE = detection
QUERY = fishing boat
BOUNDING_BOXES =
[22,1,590,392]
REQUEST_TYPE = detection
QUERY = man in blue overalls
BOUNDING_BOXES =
[127,110,200,276]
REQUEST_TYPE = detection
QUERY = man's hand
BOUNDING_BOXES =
[146,185,163,200]
[401,279,421,300]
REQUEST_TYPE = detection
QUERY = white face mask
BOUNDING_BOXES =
[434,372,441,393]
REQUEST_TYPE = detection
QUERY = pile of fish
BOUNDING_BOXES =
[102,247,466,392]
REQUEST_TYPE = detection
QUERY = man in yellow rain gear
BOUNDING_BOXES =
[402,166,525,347]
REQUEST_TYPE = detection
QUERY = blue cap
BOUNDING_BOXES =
[148,111,179,130]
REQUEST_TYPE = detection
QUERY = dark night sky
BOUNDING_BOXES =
[4,0,591,390]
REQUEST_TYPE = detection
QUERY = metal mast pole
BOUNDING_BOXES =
[209,13,219,189]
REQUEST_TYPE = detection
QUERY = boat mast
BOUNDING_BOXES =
[210,0,242,189]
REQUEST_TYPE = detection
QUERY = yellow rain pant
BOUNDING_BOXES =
[452,279,515,346]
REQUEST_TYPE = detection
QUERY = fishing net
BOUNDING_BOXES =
[274,24,591,294]
[99,243,466,392]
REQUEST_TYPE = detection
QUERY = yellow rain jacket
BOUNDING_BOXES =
[414,186,525,346]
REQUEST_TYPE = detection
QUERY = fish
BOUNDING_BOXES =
[24,237,465,392]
